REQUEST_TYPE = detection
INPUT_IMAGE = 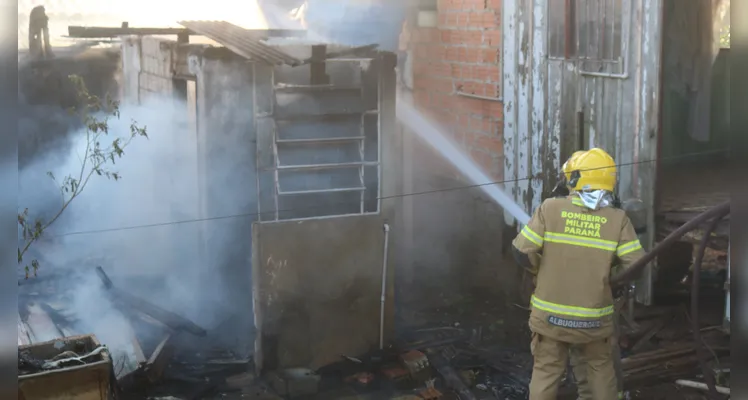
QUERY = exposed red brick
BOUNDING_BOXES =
[469,65,500,83]
[469,149,494,173]
[405,0,504,168]
[484,29,501,47]
[462,0,487,10]
[474,134,503,156]
[469,11,498,28]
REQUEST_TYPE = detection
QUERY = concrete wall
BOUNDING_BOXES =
[119,38,255,348]
[189,49,258,351]
[251,215,394,370]
[251,50,400,372]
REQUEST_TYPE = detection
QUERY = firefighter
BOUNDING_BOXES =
[547,150,625,399]
[563,151,625,399]
[512,148,645,400]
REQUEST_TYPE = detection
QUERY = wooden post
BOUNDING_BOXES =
[310,45,329,85]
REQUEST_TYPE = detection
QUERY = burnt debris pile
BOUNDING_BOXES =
[18,265,252,399]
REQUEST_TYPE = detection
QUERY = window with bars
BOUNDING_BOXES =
[271,109,381,221]
[255,60,382,222]
[548,0,625,61]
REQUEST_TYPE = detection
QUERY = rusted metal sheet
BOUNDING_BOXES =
[177,20,301,66]
[502,0,663,304]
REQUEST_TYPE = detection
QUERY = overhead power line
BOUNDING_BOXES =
[49,148,728,238]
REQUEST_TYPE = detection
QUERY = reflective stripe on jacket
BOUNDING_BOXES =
[513,195,645,342]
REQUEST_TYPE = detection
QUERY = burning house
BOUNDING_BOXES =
[18,0,732,397]
[75,20,399,376]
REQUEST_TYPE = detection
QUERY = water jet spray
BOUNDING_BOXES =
[396,99,531,225]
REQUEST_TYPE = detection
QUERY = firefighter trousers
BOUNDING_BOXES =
[570,317,624,399]
[529,333,618,400]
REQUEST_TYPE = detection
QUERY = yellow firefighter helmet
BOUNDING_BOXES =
[562,150,586,183]
[569,148,617,192]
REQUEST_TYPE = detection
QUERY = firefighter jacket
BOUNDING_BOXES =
[512,195,645,343]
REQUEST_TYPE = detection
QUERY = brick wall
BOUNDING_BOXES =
[398,1,514,298]
[403,0,504,181]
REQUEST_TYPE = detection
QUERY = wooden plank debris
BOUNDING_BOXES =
[96,266,207,336]
[145,333,176,383]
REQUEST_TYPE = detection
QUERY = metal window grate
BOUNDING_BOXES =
[256,61,382,222]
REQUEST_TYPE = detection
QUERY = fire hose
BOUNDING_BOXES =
[610,201,730,288]
[610,200,730,398]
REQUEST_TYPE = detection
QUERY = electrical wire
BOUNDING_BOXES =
[46,148,728,238]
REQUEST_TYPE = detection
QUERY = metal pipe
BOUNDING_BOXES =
[579,61,629,79]
[725,242,730,331]
[278,187,366,196]
[274,161,380,171]
[610,201,730,289]
[359,112,366,214]
[453,90,503,102]
[275,136,365,144]
[675,380,730,395]
[691,211,728,399]
[379,223,391,350]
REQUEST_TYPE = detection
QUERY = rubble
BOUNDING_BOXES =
[418,379,442,400]
[17,267,729,399]
[267,368,321,397]
[95,266,208,337]
[18,267,252,399]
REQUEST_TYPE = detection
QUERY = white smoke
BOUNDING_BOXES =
[18,96,248,359]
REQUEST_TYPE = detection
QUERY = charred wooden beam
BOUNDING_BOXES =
[310,45,329,85]
[68,26,193,38]
[426,349,478,400]
[68,25,307,39]
[301,44,380,65]
[95,266,207,336]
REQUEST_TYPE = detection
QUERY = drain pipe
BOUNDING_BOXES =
[379,223,391,350]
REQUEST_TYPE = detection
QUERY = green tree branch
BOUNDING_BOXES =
[18,75,148,279]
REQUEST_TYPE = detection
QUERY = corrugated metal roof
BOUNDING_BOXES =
[178,20,302,66]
